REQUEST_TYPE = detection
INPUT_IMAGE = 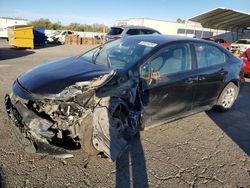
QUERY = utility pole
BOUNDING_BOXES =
[103,23,106,44]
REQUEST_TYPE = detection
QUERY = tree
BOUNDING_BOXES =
[29,18,108,32]
[29,18,53,28]
[176,18,185,24]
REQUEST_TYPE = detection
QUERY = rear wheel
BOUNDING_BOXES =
[216,82,238,111]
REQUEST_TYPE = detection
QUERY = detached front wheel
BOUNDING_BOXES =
[216,82,239,111]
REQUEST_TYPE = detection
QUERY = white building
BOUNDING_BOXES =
[0,17,27,38]
[115,18,227,38]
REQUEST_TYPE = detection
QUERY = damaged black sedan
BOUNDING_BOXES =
[5,35,244,161]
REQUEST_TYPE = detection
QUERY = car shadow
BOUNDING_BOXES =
[0,167,6,188]
[34,43,61,49]
[0,48,35,60]
[115,133,148,188]
[206,80,250,156]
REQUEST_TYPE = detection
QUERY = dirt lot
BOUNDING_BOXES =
[0,39,249,188]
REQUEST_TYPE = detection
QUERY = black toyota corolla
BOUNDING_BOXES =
[5,35,244,161]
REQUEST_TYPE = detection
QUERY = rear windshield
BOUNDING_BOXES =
[107,27,123,35]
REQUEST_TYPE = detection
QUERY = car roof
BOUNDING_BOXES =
[111,26,157,30]
[125,34,211,45]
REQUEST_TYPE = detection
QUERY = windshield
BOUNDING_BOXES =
[53,31,61,35]
[236,40,250,44]
[80,37,159,70]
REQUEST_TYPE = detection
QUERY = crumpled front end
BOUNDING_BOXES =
[5,70,143,161]
[5,93,74,158]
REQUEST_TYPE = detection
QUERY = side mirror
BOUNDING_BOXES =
[140,64,150,79]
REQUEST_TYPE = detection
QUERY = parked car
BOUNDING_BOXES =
[106,26,161,41]
[240,48,250,77]
[231,39,250,52]
[203,37,231,50]
[47,30,74,44]
[5,35,244,161]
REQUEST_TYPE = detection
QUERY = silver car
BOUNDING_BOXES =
[106,26,161,41]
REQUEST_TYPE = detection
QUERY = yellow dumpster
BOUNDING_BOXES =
[8,26,34,49]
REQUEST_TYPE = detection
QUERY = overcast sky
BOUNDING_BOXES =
[0,0,250,26]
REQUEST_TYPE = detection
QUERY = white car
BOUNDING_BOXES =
[231,39,250,52]
[47,30,74,44]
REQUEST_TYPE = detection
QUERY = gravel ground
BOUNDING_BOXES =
[0,39,249,188]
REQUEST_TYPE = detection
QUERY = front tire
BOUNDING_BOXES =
[216,82,239,112]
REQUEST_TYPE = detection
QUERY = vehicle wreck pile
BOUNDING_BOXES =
[5,69,143,161]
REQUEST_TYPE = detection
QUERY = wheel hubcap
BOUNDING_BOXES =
[222,87,235,108]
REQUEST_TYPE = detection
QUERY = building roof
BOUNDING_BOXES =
[0,17,27,21]
[189,7,250,31]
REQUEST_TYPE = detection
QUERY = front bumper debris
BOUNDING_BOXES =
[5,93,73,159]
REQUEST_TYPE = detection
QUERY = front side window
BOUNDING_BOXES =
[194,43,226,68]
[140,43,192,84]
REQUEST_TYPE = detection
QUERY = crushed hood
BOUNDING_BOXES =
[17,56,113,95]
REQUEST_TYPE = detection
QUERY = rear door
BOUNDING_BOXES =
[192,42,228,108]
[126,29,140,35]
[140,43,197,125]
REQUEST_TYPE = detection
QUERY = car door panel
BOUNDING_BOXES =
[192,42,228,108]
[143,71,197,125]
[140,43,197,126]
[192,65,227,108]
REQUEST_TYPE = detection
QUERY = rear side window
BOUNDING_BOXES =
[194,43,227,68]
[126,29,140,35]
[141,29,160,35]
[108,27,123,35]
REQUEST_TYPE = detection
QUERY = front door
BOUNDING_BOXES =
[139,43,196,126]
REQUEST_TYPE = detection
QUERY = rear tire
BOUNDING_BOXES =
[216,82,238,112]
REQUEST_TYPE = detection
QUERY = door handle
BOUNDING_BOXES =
[198,76,206,81]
